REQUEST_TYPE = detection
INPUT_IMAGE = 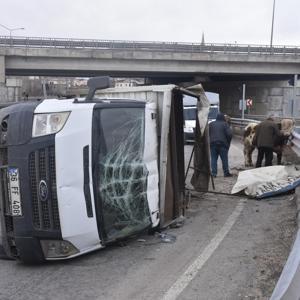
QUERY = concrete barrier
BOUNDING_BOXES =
[270,188,300,300]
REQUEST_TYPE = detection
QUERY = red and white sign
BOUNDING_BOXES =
[246,99,253,107]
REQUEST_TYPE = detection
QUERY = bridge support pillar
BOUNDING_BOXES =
[0,56,22,102]
[204,80,300,118]
[0,56,5,84]
[0,55,8,102]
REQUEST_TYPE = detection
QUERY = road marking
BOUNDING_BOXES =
[162,199,246,300]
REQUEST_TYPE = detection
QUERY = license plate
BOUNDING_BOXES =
[8,167,22,216]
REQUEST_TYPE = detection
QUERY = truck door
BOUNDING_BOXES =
[93,102,159,242]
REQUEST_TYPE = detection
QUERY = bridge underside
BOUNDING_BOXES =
[146,74,295,85]
[5,68,295,85]
[2,46,300,81]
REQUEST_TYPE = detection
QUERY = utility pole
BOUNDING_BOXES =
[0,24,24,47]
[270,0,276,47]
[0,23,24,38]
[242,84,246,119]
[292,74,297,117]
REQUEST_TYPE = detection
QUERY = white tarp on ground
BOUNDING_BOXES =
[231,166,300,199]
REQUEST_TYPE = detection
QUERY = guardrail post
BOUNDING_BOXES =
[242,84,246,119]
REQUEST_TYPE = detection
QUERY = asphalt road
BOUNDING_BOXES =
[0,139,297,300]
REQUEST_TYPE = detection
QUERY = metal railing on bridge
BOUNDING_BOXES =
[1,36,300,56]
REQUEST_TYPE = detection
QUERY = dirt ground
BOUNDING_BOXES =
[184,139,298,299]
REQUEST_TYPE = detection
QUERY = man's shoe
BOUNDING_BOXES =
[224,173,233,177]
[211,174,217,178]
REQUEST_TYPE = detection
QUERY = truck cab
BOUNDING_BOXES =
[0,78,211,263]
[0,78,160,263]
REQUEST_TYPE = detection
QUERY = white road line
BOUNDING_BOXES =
[162,199,246,300]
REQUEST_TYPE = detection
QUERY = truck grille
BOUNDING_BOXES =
[29,146,60,231]
[0,148,8,165]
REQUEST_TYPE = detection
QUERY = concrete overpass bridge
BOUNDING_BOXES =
[0,36,300,80]
[0,36,300,117]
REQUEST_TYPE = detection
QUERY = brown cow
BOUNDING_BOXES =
[243,119,295,167]
[243,123,258,167]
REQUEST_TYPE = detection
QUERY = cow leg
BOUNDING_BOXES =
[244,148,249,167]
[273,145,283,165]
[244,147,253,167]
[249,147,254,166]
[277,151,282,165]
[244,148,247,166]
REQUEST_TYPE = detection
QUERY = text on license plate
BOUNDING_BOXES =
[8,167,22,216]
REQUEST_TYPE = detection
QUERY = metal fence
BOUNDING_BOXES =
[1,36,300,55]
[230,117,260,128]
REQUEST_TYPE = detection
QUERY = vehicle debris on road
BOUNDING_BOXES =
[156,232,177,243]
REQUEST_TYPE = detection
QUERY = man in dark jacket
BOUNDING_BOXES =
[253,115,283,167]
[209,113,233,177]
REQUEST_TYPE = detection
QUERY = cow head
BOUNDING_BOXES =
[280,118,295,136]
[243,123,258,141]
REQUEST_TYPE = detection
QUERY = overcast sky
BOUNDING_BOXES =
[0,0,299,46]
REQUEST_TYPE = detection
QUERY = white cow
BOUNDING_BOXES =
[243,123,258,167]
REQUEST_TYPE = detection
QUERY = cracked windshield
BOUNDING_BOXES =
[95,107,151,240]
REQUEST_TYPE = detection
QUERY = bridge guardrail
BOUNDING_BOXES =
[1,36,300,56]
[230,117,260,138]
[245,114,300,126]
[230,117,260,127]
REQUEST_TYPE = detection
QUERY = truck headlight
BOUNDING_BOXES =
[32,112,70,137]
[40,240,79,258]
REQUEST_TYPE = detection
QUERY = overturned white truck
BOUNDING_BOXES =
[0,77,210,263]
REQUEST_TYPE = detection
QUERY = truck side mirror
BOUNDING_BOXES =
[85,76,113,101]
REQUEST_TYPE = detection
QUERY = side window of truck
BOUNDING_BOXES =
[94,107,151,240]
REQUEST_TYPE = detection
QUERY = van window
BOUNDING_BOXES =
[208,107,219,120]
[184,107,197,120]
